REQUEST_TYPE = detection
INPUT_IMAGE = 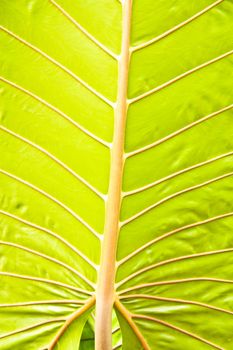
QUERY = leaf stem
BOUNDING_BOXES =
[95,1,132,349]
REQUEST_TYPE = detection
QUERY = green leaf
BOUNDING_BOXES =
[0,0,233,349]
[80,320,95,350]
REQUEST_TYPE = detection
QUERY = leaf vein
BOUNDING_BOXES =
[0,318,66,340]
[121,172,233,226]
[0,125,105,200]
[0,76,110,148]
[117,248,233,288]
[117,211,233,267]
[132,314,224,349]
[128,51,233,104]
[49,0,118,60]
[0,240,95,289]
[0,300,85,308]
[120,294,233,315]
[0,26,114,107]
[0,209,97,270]
[118,278,233,295]
[48,296,95,350]
[124,152,233,196]
[114,298,150,350]
[0,272,91,295]
[0,169,101,239]
[125,103,233,159]
[131,0,223,52]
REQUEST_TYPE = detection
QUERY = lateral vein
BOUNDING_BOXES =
[117,212,233,267]
[124,152,233,196]
[0,125,105,200]
[0,210,97,270]
[131,0,223,52]
[120,294,233,315]
[125,104,233,158]
[114,298,150,350]
[0,300,85,308]
[0,169,102,239]
[132,314,223,349]
[48,296,96,350]
[117,248,233,288]
[128,50,233,104]
[49,0,118,60]
[0,318,66,340]
[0,271,91,295]
[0,26,114,107]
[0,76,110,148]
[0,240,95,289]
[118,278,233,295]
[121,172,233,226]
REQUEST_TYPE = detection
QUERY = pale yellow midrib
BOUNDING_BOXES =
[95,1,132,349]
